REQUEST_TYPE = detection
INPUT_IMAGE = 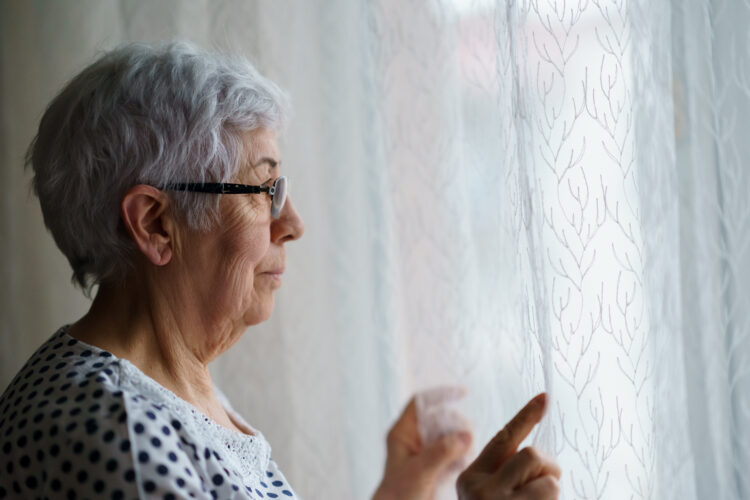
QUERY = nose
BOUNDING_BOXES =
[271,196,304,243]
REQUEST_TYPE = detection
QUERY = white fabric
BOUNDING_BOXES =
[2,1,749,499]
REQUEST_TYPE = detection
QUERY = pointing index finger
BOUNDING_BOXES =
[473,393,547,473]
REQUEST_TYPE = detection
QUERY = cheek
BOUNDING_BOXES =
[214,225,270,301]
[221,231,268,279]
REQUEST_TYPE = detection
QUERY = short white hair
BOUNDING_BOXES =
[26,41,290,293]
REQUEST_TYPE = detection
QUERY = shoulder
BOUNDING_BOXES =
[0,328,130,439]
[0,329,141,498]
[0,329,211,499]
[0,328,128,427]
[0,329,299,499]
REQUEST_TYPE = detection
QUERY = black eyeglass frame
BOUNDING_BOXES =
[160,176,288,219]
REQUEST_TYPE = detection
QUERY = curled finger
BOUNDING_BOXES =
[514,475,560,500]
[495,446,561,490]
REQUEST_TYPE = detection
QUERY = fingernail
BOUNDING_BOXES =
[532,393,546,408]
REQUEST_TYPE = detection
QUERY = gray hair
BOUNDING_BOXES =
[26,41,290,293]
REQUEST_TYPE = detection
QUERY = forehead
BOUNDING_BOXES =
[237,128,280,181]
[244,129,279,163]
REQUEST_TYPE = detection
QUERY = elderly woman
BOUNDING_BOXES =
[0,43,560,499]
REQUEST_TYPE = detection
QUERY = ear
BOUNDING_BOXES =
[120,185,176,266]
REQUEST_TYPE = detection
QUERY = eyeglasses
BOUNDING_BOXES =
[160,176,288,219]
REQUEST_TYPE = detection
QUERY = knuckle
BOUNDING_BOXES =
[519,446,539,461]
[476,482,498,499]
[456,479,487,500]
[551,461,563,479]
[540,475,560,494]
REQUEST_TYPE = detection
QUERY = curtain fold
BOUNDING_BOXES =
[670,0,750,497]
[2,1,749,499]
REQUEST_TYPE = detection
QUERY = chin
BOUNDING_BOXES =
[244,296,275,326]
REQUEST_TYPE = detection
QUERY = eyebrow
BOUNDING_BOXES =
[253,157,279,169]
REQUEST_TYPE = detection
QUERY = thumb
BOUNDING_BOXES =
[418,431,472,477]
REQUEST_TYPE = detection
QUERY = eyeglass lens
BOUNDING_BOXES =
[270,176,287,219]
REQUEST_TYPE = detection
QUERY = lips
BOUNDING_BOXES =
[261,267,285,275]
[259,267,285,283]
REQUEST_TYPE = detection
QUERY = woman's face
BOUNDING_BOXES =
[178,129,304,335]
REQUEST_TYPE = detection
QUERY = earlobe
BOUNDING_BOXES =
[120,185,175,267]
[148,236,173,266]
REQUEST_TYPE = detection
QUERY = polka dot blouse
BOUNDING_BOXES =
[0,327,299,499]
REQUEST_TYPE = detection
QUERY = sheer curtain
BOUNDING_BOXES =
[1,1,748,499]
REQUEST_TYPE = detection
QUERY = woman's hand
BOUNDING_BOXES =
[456,393,561,499]
[373,394,473,500]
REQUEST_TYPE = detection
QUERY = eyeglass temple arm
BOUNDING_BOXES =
[161,183,267,194]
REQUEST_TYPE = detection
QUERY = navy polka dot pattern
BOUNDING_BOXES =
[0,327,298,499]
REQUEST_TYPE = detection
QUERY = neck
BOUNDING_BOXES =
[68,278,224,416]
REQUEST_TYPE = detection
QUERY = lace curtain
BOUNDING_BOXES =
[1,1,748,499]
